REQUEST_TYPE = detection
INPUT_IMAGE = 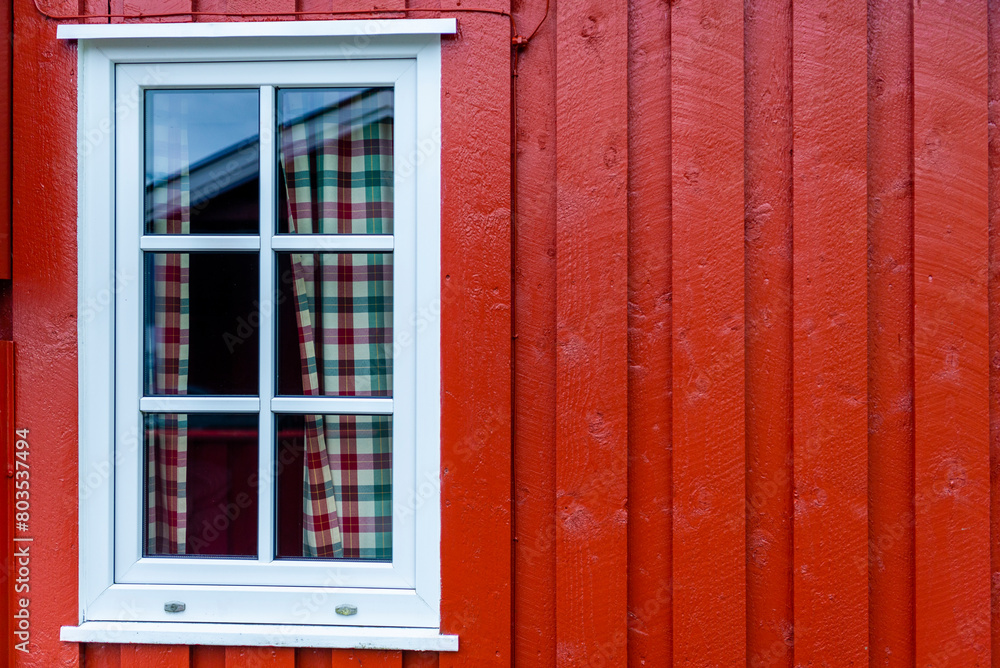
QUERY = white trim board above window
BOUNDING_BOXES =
[62,20,453,651]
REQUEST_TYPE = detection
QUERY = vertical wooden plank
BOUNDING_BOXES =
[294,0,403,20]
[401,652,438,668]
[868,1,916,666]
[121,645,190,668]
[296,0,406,21]
[296,648,332,668]
[437,2,512,668]
[405,0,439,12]
[80,0,110,24]
[328,650,402,666]
[745,1,793,667]
[669,0,745,665]
[913,2,991,666]
[190,646,226,668]
[224,646,294,667]
[991,1,1000,663]
[512,0,557,666]
[109,0,192,23]
[791,0,868,665]
[1,282,9,341]
[191,0,296,22]
[84,644,122,668]
[625,0,672,666]
[13,0,84,663]
[553,0,629,665]
[0,0,10,280]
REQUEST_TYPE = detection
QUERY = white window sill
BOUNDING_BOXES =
[61,622,459,652]
[57,18,457,40]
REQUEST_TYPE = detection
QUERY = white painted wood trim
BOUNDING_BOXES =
[257,85,278,566]
[57,18,457,41]
[139,397,261,413]
[84,583,435,626]
[119,59,413,88]
[140,235,260,251]
[77,37,117,622]
[271,234,394,252]
[75,23,443,639]
[411,35,443,613]
[61,622,458,651]
[117,555,412,589]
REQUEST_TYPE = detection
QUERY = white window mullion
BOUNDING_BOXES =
[140,235,261,251]
[258,85,277,564]
[114,63,146,582]
[139,397,260,413]
[270,234,394,252]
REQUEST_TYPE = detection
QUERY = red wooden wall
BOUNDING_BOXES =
[6,0,1000,666]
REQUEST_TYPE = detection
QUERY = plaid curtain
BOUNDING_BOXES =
[280,89,394,559]
[146,94,191,555]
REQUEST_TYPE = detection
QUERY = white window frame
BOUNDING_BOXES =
[60,19,455,651]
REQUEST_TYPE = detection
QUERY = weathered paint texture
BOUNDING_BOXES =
[671,0,746,664]
[553,0,628,666]
[5,0,1000,666]
[914,2,991,666]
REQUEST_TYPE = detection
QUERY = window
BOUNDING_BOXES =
[61,20,456,651]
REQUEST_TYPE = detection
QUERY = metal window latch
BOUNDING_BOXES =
[164,601,186,613]
[335,604,358,616]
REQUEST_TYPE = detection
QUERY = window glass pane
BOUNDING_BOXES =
[275,414,392,561]
[144,413,258,557]
[277,88,393,234]
[145,90,259,234]
[276,252,392,396]
[144,252,260,396]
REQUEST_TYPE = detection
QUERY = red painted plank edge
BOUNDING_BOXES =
[791,0,868,665]
[745,0,793,666]
[868,0,916,665]
[121,645,190,668]
[0,0,10,280]
[913,2,991,666]
[625,0,672,666]
[554,0,629,666]
[438,5,513,668]
[990,0,1000,662]
[511,0,558,664]
[670,1,746,665]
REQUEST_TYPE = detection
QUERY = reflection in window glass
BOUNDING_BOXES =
[275,414,392,561]
[278,88,393,235]
[144,252,259,396]
[145,413,258,557]
[276,252,392,397]
[145,90,260,234]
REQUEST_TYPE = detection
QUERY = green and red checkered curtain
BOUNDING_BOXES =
[146,95,191,555]
[280,89,394,560]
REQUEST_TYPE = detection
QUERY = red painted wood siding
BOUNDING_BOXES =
[7,0,1000,666]
[0,0,10,280]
